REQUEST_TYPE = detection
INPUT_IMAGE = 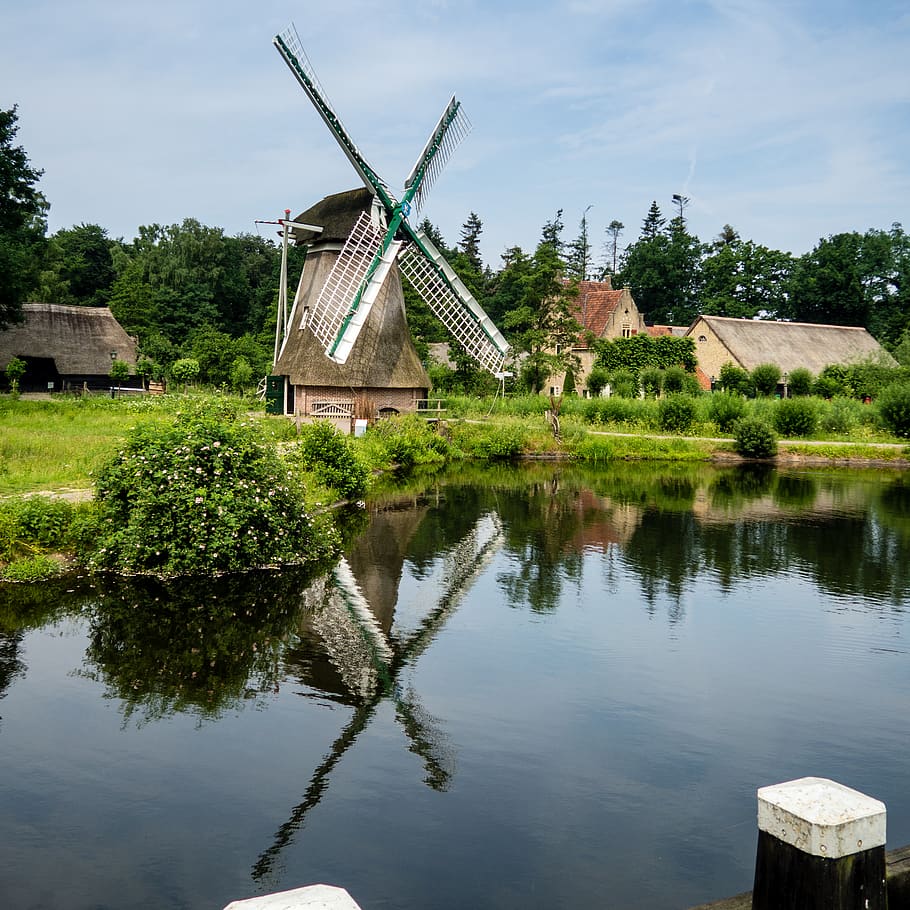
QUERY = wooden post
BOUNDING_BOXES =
[753,777,887,910]
[223,883,362,910]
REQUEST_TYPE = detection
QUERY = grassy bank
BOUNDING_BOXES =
[2,391,908,582]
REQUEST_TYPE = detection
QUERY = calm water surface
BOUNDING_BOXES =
[2,462,910,910]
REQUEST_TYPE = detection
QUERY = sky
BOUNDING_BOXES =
[2,0,909,270]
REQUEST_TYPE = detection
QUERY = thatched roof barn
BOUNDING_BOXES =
[0,304,137,392]
[687,315,893,380]
[274,188,430,421]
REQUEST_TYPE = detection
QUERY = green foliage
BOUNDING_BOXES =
[0,106,47,328]
[462,424,527,461]
[845,359,903,401]
[90,404,338,576]
[617,202,702,324]
[229,356,253,393]
[818,397,862,435]
[750,362,782,396]
[662,365,687,394]
[594,334,696,375]
[657,394,697,433]
[5,354,25,393]
[877,382,910,438]
[812,364,849,398]
[0,496,76,561]
[562,367,576,395]
[1,554,60,583]
[610,369,639,399]
[718,362,752,395]
[586,366,609,397]
[290,421,369,500]
[639,366,663,398]
[363,415,452,473]
[708,391,747,433]
[733,417,778,458]
[170,357,200,387]
[774,397,818,437]
[787,367,813,397]
[109,359,130,383]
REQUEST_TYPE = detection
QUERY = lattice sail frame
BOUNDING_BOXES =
[304,212,380,352]
[398,232,509,375]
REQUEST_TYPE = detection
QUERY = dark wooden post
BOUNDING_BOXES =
[753,777,887,910]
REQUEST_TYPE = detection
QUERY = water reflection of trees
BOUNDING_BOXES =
[83,570,317,725]
[413,464,910,614]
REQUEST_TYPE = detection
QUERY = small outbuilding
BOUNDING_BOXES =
[687,315,894,382]
[0,303,137,392]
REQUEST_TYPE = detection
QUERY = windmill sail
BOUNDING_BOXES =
[275,24,511,375]
[274,26,397,211]
[399,229,510,374]
[404,96,471,216]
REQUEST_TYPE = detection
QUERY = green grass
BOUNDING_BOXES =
[0,393,275,495]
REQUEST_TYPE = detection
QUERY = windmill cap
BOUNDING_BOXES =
[291,187,375,245]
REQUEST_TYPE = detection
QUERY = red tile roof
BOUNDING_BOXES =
[571,280,623,337]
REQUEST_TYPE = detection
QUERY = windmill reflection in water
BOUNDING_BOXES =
[252,512,504,882]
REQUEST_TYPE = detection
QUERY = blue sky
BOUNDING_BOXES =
[2,0,908,269]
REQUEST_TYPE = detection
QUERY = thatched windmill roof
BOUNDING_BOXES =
[0,304,137,373]
[276,190,429,391]
[689,315,893,374]
[290,187,375,246]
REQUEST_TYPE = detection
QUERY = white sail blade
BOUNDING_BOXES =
[404,96,471,216]
[305,211,397,364]
[398,231,510,374]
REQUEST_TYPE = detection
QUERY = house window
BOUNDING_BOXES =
[550,386,560,396]
[622,323,632,338]
[555,343,562,355]
[698,334,707,342]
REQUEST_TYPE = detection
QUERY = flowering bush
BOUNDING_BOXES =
[91,405,338,576]
[290,421,369,500]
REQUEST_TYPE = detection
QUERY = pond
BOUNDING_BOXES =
[2,462,910,910]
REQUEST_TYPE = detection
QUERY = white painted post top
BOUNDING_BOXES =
[223,884,363,910]
[757,777,886,859]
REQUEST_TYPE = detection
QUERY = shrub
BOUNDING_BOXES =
[170,358,200,389]
[818,397,861,435]
[750,363,782,397]
[719,362,751,396]
[813,364,849,398]
[365,414,451,471]
[708,391,747,433]
[1,554,60,583]
[734,417,778,458]
[292,421,370,500]
[610,369,640,399]
[773,397,818,437]
[586,367,609,397]
[657,394,697,433]
[91,405,338,576]
[0,496,76,562]
[663,365,687,394]
[469,424,527,461]
[877,382,910,438]
[639,366,663,398]
[787,367,813,397]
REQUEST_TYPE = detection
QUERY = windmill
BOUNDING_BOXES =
[271,25,509,418]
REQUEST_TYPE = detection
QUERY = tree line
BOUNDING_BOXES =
[3,104,909,392]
